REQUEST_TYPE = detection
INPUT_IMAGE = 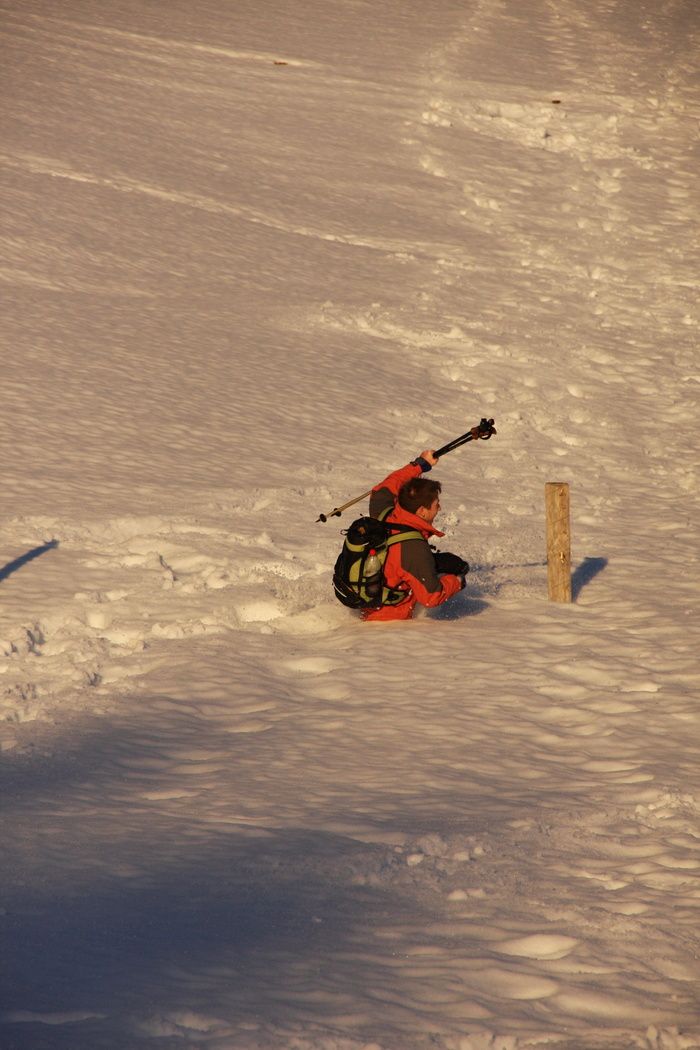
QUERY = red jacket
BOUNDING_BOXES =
[363,462,462,622]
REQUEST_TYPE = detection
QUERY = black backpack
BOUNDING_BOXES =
[332,508,423,610]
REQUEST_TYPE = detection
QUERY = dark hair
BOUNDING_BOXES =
[398,477,441,513]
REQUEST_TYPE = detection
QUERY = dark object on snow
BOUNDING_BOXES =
[434,551,470,577]
[432,417,496,458]
[0,540,59,584]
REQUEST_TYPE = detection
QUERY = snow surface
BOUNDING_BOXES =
[1,0,699,1047]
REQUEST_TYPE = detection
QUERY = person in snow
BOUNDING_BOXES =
[364,449,469,622]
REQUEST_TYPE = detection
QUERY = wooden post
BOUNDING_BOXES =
[545,482,572,602]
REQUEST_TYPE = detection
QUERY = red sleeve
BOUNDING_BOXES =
[402,569,463,608]
[369,463,422,519]
[372,462,421,498]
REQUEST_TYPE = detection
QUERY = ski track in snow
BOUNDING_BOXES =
[1,0,699,1047]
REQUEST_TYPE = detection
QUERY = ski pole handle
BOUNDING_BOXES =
[434,418,496,457]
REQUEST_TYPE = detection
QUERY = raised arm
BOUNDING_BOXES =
[368,450,438,518]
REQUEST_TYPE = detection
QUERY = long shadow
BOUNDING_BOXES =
[0,718,112,809]
[0,828,430,1050]
[0,698,609,1050]
[572,556,608,600]
[0,791,579,1050]
[471,561,547,573]
[458,558,607,604]
[0,540,59,584]
[430,559,548,617]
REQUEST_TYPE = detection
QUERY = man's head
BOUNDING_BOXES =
[398,477,442,524]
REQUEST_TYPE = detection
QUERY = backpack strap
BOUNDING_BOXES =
[377,505,423,545]
[375,508,426,605]
[385,528,423,546]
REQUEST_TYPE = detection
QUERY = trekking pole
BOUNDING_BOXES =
[316,418,496,522]
[316,488,374,523]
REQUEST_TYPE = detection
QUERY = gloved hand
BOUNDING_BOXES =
[412,449,439,472]
[434,551,470,577]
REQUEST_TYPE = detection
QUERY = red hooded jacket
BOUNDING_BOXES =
[363,461,463,622]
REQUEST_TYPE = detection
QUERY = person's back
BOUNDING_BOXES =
[363,450,468,622]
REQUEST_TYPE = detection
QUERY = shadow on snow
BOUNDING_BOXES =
[0,541,59,584]
[1,828,432,1050]
[0,708,580,1050]
[572,556,608,600]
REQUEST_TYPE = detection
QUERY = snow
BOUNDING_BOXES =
[1,0,699,1047]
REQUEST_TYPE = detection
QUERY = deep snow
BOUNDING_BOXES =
[1,1,699,1048]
